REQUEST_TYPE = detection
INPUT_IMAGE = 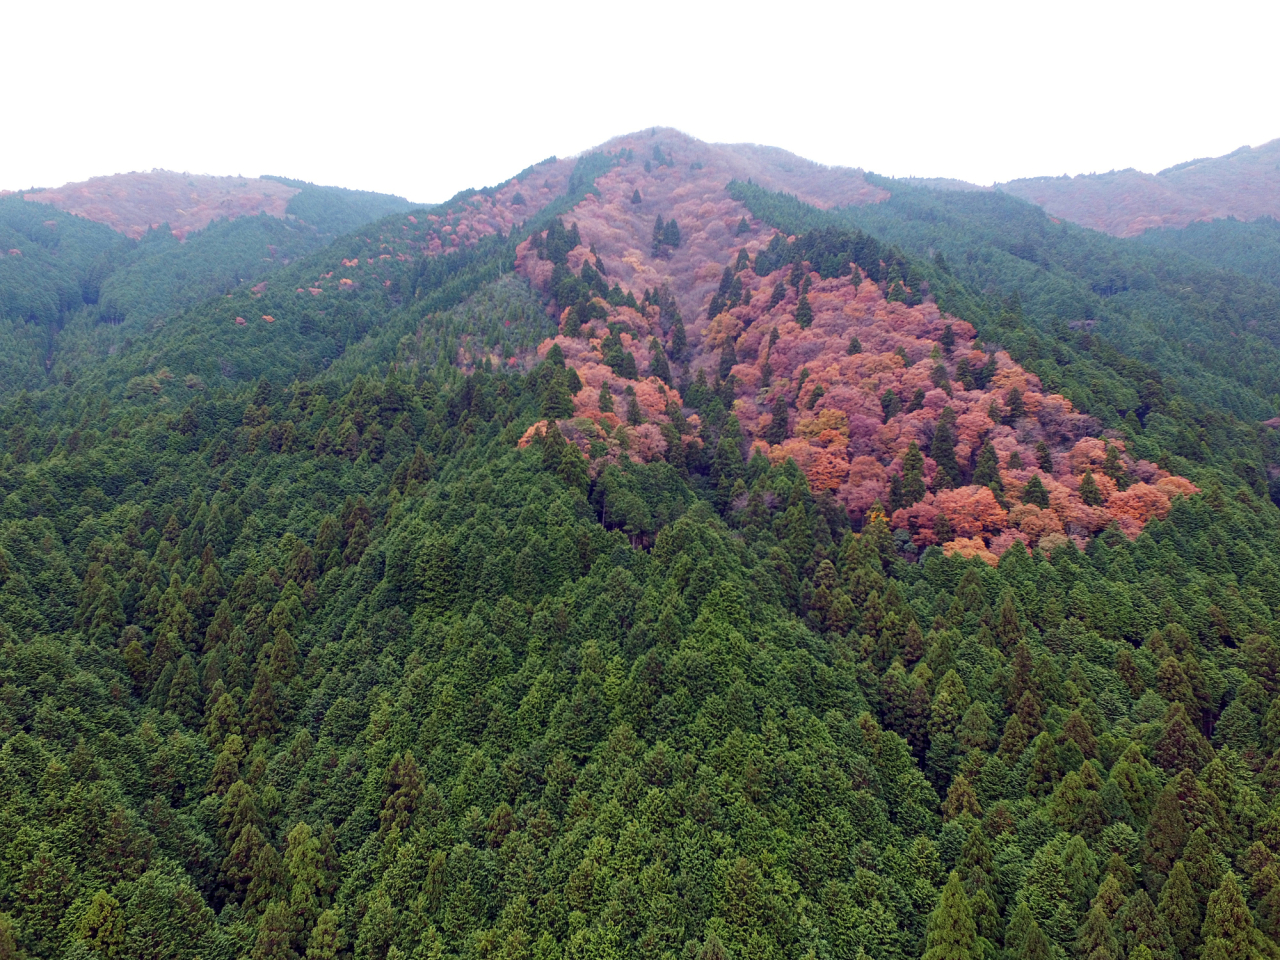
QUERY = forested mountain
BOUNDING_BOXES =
[0,176,414,396]
[1137,216,1280,289]
[998,138,1280,237]
[1,130,1280,960]
[15,171,415,241]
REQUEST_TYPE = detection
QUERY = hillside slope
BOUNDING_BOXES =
[18,171,301,240]
[1000,138,1280,237]
[90,130,1203,555]
[0,175,419,394]
[494,133,1198,557]
[2,130,1280,960]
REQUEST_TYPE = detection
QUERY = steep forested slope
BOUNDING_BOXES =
[0,178,418,396]
[0,133,1279,960]
[1138,216,1280,289]
[822,177,1280,424]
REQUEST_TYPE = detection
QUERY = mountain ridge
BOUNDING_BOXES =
[17,130,1280,244]
[999,137,1280,237]
[11,169,417,241]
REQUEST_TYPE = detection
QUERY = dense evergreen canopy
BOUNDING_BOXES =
[1,146,1280,960]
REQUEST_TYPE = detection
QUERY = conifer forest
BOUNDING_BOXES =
[3,129,1280,960]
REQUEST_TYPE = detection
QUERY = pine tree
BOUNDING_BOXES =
[1004,387,1026,423]
[996,590,1025,651]
[285,821,324,897]
[1080,470,1104,506]
[343,518,369,566]
[1021,475,1050,508]
[934,513,954,544]
[1199,874,1256,960]
[1093,873,1127,920]
[795,294,813,328]
[1103,443,1131,490]
[942,775,982,821]
[714,416,746,494]
[698,932,729,960]
[956,702,993,751]
[1158,862,1200,959]
[649,338,672,385]
[1027,732,1060,797]
[889,474,906,513]
[1063,834,1100,913]
[1036,440,1054,473]
[670,318,687,358]
[245,664,281,742]
[0,913,19,960]
[1005,903,1052,960]
[881,389,902,423]
[541,419,568,469]
[923,872,978,960]
[380,751,425,836]
[165,654,202,726]
[245,840,288,918]
[221,817,267,904]
[1116,889,1175,960]
[1143,782,1191,883]
[1181,828,1224,908]
[662,218,681,248]
[902,442,926,506]
[627,390,644,427]
[541,372,574,420]
[631,189,642,204]
[149,630,183,684]
[354,891,395,960]
[207,734,246,795]
[718,341,737,381]
[1154,702,1213,773]
[270,627,299,683]
[558,445,589,493]
[765,394,789,445]
[251,899,298,960]
[304,908,345,960]
[1075,900,1121,960]
[931,407,962,487]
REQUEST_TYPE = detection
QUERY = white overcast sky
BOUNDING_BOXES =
[6,0,1278,202]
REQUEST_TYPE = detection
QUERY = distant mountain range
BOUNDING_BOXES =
[998,138,1280,237]
[8,134,1278,243]
[4,170,414,240]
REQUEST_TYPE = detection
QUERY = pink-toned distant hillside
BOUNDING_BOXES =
[21,171,300,240]
[999,138,1280,237]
